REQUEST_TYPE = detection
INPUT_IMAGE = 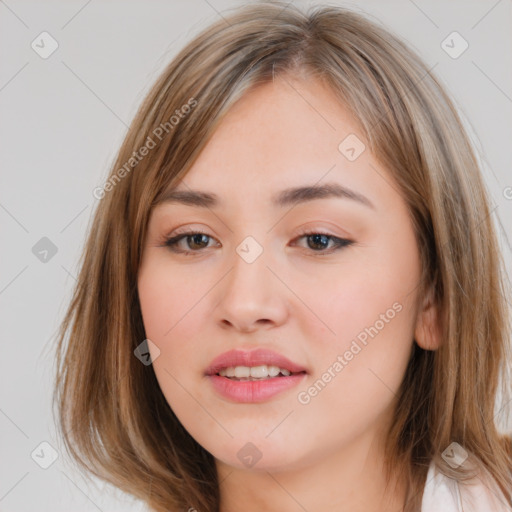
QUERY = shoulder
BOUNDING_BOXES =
[421,459,512,512]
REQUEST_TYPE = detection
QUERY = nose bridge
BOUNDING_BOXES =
[215,233,288,330]
[228,234,270,294]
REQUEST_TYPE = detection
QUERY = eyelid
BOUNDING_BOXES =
[294,225,340,238]
[163,225,346,243]
[160,224,217,243]
[167,225,212,237]
[293,221,353,239]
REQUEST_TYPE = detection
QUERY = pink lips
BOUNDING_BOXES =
[205,348,307,376]
[205,348,308,403]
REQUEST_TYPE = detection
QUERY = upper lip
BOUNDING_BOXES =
[205,348,308,376]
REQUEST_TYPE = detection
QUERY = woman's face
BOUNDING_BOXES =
[137,75,424,473]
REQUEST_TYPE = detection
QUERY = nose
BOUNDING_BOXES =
[215,241,289,333]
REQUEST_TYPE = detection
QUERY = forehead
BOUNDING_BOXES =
[171,76,371,191]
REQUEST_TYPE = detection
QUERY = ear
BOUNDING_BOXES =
[414,287,442,351]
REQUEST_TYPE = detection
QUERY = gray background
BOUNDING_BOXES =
[1,0,511,510]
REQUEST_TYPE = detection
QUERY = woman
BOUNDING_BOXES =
[53,2,512,511]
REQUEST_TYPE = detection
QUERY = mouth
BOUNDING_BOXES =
[205,349,308,403]
[205,348,308,377]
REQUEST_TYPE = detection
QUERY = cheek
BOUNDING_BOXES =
[137,254,227,416]
[293,252,418,352]
[137,256,206,344]
[137,259,211,422]
[294,229,420,393]
[292,278,416,449]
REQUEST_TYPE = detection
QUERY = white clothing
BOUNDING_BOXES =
[422,460,512,511]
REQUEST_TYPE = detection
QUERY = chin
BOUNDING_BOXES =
[205,433,310,473]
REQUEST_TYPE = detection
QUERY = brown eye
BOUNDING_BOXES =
[294,231,354,254]
[185,233,211,250]
[306,233,331,251]
[164,231,218,253]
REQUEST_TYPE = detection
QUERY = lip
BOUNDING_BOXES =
[207,373,307,403]
[205,348,307,376]
[205,348,308,403]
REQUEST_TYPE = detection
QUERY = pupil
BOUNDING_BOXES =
[189,234,208,249]
[308,234,328,250]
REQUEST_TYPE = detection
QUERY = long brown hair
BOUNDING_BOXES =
[53,2,512,510]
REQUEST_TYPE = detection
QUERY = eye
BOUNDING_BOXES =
[291,230,354,254]
[162,229,354,255]
[163,230,219,254]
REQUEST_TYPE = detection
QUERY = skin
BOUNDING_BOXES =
[137,74,440,512]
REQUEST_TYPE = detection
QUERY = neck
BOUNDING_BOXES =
[216,430,407,512]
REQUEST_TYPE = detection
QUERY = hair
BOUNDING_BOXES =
[52,1,512,511]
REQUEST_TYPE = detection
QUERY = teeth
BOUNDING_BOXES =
[268,366,280,377]
[218,365,294,378]
[234,366,250,378]
[248,365,268,378]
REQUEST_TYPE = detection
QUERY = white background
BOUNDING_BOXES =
[1,0,511,510]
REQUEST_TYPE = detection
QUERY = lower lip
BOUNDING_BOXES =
[207,373,307,403]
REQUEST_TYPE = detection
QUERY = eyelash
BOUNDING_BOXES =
[162,228,354,256]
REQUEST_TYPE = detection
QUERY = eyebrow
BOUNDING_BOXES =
[157,182,375,210]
